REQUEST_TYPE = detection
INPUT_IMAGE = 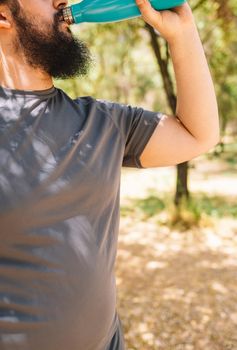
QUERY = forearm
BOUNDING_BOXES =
[169,22,220,144]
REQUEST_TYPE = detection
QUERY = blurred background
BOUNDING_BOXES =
[55,0,237,348]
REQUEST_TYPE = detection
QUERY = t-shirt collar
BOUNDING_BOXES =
[0,85,57,98]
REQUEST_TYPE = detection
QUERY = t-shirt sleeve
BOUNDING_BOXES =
[95,99,162,168]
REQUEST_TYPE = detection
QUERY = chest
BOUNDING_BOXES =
[0,113,123,217]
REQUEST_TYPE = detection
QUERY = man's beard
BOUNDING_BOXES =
[10,2,92,79]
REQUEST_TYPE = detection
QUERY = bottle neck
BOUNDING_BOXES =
[62,7,75,25]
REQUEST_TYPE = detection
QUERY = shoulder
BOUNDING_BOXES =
[56,88,124,113]
[73,96,127,125]
[74,96,122,113]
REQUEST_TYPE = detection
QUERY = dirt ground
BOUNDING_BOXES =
[116,155,237,350]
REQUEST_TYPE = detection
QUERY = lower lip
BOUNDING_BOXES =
[60,21,69,30]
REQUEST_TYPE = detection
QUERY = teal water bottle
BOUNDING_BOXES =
[62,0,186,24]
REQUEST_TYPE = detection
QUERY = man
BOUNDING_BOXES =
[0,0,219,349]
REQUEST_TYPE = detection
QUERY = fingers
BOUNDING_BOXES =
[172,3,190,16]
[172,3,194,23]
[135,0,162,26]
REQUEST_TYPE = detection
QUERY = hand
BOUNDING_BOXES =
[135,0,196,44]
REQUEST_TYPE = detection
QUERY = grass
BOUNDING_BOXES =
[121,140,237,230]
[121,195,165,217]
[121,192,237,230]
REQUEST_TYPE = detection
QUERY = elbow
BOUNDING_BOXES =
[203,114,221,150]
[202,131,221,152]
[197,124,221,152]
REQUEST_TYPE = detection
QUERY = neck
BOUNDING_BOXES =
[0,51,53,91]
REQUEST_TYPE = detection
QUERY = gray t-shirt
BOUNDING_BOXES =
[0,85,161,350]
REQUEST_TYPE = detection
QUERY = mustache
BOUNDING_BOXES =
[54,10,72,34]
[55,10,65,24]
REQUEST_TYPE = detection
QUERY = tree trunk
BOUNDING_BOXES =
[145,24,189,205]
[175,162,190,206]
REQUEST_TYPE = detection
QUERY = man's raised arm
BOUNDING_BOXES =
[135,1,220,168]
